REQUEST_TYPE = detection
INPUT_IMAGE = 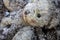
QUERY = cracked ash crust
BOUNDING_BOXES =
[22,0,60,28]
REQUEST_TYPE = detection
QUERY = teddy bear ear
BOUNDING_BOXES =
[3,0,13,11]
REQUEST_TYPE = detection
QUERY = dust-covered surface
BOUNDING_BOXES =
[0,0,60,40]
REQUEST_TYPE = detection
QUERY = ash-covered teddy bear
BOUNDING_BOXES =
[12,0,59,40]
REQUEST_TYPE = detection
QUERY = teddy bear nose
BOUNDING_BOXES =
[37,14,41,18]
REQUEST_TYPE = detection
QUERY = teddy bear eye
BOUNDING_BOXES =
[24,10,30,15]
[37,14,41,18]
